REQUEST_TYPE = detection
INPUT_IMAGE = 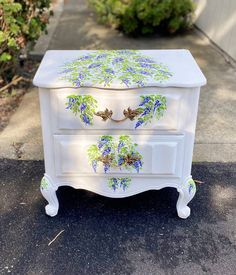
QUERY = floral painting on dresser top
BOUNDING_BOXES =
[59,50,173,88]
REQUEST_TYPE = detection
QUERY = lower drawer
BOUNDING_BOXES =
[53,134,184,177]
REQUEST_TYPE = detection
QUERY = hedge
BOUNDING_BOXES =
[0,0,51,82]
[89,0,195,35]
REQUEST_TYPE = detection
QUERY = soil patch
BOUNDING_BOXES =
[0,59,39,132]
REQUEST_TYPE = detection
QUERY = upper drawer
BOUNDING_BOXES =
[50,87,184,132]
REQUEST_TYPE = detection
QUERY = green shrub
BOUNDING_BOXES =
[0,0,51,81]
[89,0,195,35]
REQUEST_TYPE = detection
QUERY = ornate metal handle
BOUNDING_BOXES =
[95,107,142,123]
[97,154,141,166]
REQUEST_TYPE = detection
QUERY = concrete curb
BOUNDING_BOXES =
[29,0,64,60]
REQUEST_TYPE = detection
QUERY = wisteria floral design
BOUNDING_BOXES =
[59,50,172,88]
[87,135,143,174]
[108,177,131,191]
[134,94,167,129]
[65,95,97,125]
[40,176,48,190]
[88,136,116,173]
[188,179,196,195]
[66,94,167,128]
[117,135,143,172]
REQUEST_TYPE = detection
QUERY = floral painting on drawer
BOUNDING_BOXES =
[108,177,132,191]
[65,94,167,128]
[59,50,173,88]
[87,135,143,173]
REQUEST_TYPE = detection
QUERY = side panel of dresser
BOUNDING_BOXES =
[175,87,200,218]
[178,87,200,181]
[39,88,59,216]
[39,88,56,181]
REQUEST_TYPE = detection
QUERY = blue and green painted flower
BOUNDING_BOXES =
[116,135,143,172]
[87,135,143,173]
[188,179,196,194]
[87,136,116,173]
[40,176,48,190]
[65,95,97,125]
[108,177,131,191]
[134,94,167,129]
[59,50,172,88]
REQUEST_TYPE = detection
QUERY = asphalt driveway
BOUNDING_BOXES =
[0,160,235,275]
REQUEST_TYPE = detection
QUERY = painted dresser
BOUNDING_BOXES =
[33,49,206,218]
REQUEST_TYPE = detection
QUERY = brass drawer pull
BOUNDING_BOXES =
[97,153,141,166]
[95,107,142,123]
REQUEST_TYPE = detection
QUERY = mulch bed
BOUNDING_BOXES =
[0,59,39,132]
[0,89,26,131]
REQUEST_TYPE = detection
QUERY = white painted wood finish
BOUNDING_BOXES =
[35,50,206,218]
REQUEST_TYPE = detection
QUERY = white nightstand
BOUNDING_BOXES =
[33,49,206,218]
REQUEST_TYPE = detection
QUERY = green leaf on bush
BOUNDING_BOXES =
[7,38,18,48]
[0,52,12,62]
[9,23,20,35]
[0,31,5,44]
[3,2,22,13]
[89,0,195,35]
[9,3,22,13]
[0,0,52,79]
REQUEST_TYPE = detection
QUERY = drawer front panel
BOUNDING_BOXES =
[54,134,184,177]
[51,88,183,131]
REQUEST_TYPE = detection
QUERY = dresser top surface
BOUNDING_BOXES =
[33,49,206,89]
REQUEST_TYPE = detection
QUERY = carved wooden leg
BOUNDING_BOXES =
[176,177,196,219]
[40,174,59,217]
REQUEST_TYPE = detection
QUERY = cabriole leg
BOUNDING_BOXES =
[40,174,59,217]
[176,177,196,219]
